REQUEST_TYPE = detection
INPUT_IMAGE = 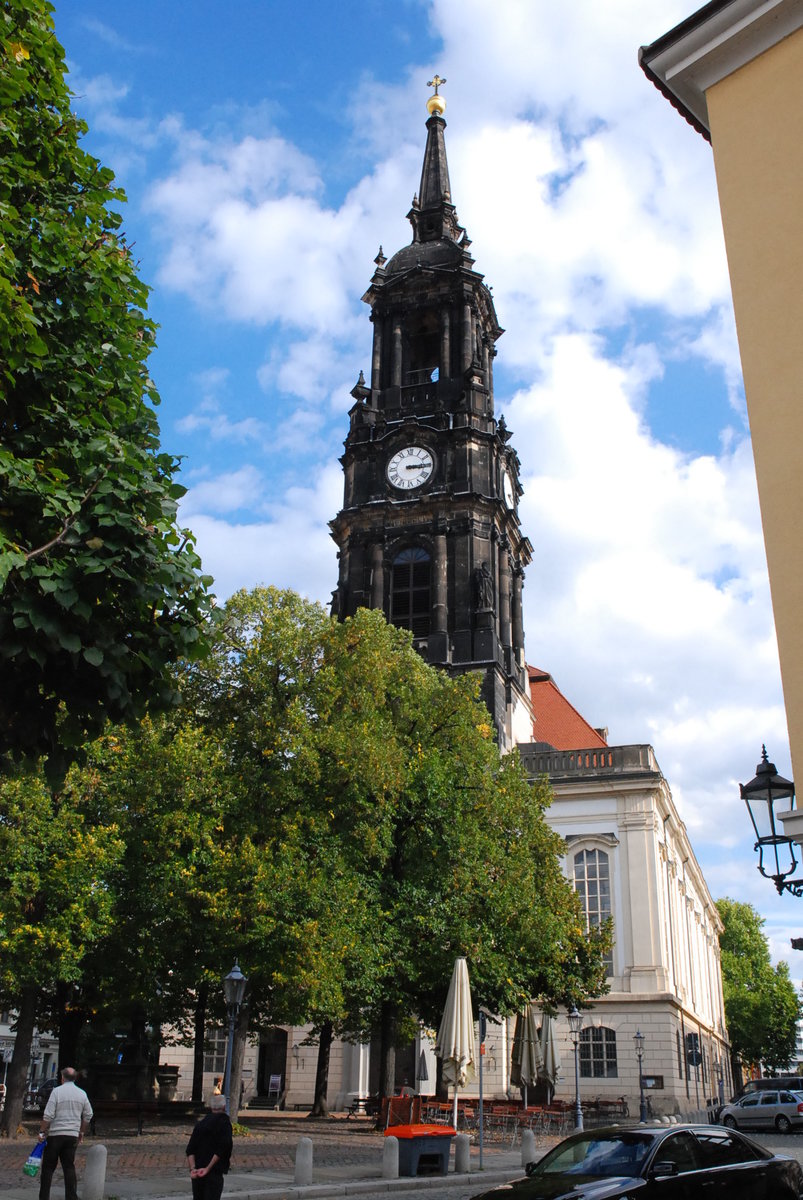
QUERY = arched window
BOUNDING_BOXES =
[579,1026,618,1078]
[391,547,430,637]
[574,848,613,974]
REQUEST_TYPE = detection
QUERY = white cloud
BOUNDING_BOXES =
[176,398,266,446]
[183,465,265,515]
[182,465,342,604]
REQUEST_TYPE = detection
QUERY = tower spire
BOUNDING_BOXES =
[408,78,463,245]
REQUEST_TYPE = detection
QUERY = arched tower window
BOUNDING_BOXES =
[574,847,614,975]
[391,547,430,638]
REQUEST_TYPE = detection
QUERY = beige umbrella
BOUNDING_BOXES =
[538,1013,561,1104]
[435,956,476,1126]
[510,1003,543,1107]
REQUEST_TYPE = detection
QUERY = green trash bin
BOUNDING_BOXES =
[385,1123,456,1176]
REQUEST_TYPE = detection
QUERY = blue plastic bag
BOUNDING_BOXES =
[23,1140,45,1177]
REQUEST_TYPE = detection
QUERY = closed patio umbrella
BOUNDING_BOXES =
[511,1003,543,1108]
[538,1013,561,1105]
[435,956,476,1127]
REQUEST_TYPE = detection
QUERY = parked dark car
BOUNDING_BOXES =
[31,1077,58,1112]
[471,1124,803,1199]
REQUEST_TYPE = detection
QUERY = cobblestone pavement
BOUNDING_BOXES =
[1,1113,533,1199]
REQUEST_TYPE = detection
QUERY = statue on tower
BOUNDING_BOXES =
[473,561,494,611]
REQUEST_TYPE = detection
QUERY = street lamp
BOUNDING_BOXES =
[741,746,799,895]
[634,1029,647,1122]
[568,1006,584,1131]
[222,961,247,1116]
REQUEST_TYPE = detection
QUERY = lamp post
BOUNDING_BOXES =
[568,1006,583,1131]
[222,961,247,1117]
[741,746,799,895]
[634,1029,647,1122]
[28,1030,41,1093]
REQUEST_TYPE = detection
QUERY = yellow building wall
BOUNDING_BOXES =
[706,28,803,780]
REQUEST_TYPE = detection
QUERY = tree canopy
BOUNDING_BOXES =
[0,0,215,779]
[185,588,611,1101]
[0,585,610,1128]
[717,897,801,1075]
[0,765,123,1135]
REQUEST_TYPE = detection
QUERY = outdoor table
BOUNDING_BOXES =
[385,1123,457,1176]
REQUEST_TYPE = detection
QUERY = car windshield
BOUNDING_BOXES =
[532,1132,653,1177]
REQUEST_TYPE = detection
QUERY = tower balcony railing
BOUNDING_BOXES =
[518,743,661,780]
[399,382,436,408]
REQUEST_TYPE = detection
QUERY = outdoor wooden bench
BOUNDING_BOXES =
[346,1096,379,1118]
[89,1099,160,1136]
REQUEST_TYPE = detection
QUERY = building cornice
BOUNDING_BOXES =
[639,0,803,140]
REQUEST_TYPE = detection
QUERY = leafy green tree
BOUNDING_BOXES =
[189,589,609,1111]
[0,767,123,1137]
[0,0,215,780]
[64,719,234,1082]
[180,588,369,1112]
[313,608,609,1103]
[717,897,801,1078]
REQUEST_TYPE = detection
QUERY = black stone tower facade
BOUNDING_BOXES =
[330,85,533,750]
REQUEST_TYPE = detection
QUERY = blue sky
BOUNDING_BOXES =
[52,2,798,981]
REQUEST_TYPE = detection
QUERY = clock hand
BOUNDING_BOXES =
[405,461,426,469]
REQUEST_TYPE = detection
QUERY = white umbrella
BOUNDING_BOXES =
[538,1013,561,1104]
[435,956,476,1127]
[511,1003,543,1108]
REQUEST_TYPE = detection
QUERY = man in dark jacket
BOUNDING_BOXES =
[186,1094,233,1200]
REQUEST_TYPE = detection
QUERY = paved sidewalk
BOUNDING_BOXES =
[2,1113,538,1200]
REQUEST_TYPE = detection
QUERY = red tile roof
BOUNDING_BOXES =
[528,666,608,750]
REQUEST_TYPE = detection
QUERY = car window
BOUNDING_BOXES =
[780,1091,797,1102]
[759,1092,778,1105]
[533,1132,653,1177]
[651,1132,701,1174]
[740,1095,760,1107]
[694,1130,762,1167]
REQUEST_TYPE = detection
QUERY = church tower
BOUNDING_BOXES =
[330,82,533,750]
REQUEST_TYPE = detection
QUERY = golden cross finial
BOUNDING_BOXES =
[427,74,446,96]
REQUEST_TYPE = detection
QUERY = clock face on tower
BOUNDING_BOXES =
[386,445,435,491]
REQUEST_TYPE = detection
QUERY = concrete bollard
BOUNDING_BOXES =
[521,1128,536,1167]
[454,1132,470,1174]
[83,1144,107,1200]
[295,1136,314,1186]
[382,1135,399,1179]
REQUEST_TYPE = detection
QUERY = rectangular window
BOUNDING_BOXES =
[203,1028,227,1075]
[573,848,613,974]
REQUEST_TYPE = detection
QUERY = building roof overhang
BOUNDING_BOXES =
[639,0,803,141]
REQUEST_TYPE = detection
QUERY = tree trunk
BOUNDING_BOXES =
[227,1006,249,1121]
[55,982,85,1069]
[191,982,208,1105]
[0,985,38,1139]
[730,1052,743,1094]
[374,1000,397,1128]
[309,1021,333,1118]
[435,1055,447,1101]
